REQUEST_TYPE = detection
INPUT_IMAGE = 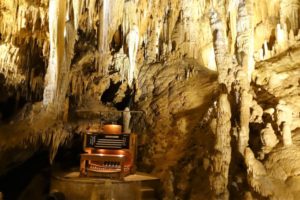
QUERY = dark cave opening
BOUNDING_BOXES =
[111,25,123,53]
[115,87,134,110]
[54,134,83,170]
[0,96,17,121]
[0,94,27,122]
[101,80,122,104]
[0,150,51,200]
[100,80,134,110]
[0,134,83,200]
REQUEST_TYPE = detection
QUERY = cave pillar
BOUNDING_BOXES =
[209,9,232,200]
[210,91,232,200]
[43,0,66,108]
[236,0,254,154]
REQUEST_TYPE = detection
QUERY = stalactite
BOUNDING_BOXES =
[72,0,82,31]
[209,9,232,89]
[275,23,289,53]
[126,25,139,87]
[236,0,254,78]
[122,1,138,43]
[0,43,26,85]
[97,0,111,75]
[88,0,96,30]
[23,123,72,163]
[145,19,162,63]
[66,0,71,21]
[55,20,76,118]
[49,127,71,162]
[280,0,300,32]
[228,0,238,54]
[43,0,66,107]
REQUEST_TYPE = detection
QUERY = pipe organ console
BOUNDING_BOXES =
[79,110,138,180]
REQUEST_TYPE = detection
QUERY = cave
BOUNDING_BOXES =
[0,0,300,200]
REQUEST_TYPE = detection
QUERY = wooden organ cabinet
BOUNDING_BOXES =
[79,109,138,180]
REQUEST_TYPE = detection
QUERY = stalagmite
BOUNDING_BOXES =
[282,122,292,146]
[113,48,130,83]
[250,100,263,123]
[238,89,252,153]
[276,100,293,129]
[209,9,232,200]
[123,107,131,133]
[260,123,278,154]
[244,147,272,197]
[126,25,139,87]
[210,89,232,200]
[276,103,295,145]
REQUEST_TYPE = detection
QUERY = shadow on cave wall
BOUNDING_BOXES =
[171,103,216,199]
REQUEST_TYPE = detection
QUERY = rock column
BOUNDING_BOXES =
[209,9,232,200]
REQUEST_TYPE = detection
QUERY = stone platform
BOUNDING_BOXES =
[50,169,160,200]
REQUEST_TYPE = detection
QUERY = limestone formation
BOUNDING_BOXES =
[123,107,131,133]
[209,9,233,199]
[43,0,66,106]
[260,123,278,154]
[276,100,293,129]
[282,122,293,146]
[250,100,263,123]
[0,0,300,199]
[126,25,139,87]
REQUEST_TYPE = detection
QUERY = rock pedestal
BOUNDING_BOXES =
[50,169,160,200]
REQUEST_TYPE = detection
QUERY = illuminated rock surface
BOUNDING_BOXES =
[0,0,299,199]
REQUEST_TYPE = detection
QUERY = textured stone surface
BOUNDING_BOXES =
[0,0,300,199]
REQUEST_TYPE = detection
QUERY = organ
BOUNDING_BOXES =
[79,110,138,180]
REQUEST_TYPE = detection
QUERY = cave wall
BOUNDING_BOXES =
[0,0,300,199]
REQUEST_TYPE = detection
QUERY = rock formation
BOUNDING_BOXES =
[0,0,300,199]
